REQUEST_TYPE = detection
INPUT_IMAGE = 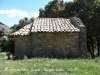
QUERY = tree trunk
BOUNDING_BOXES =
[90,38,94,54]
[97,35,100,56]
[87,37,95,58]
[87,42,95,58]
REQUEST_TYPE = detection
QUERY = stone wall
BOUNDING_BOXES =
[70,17,87,58]
[78,26,87,58]
[14,35,32,59]
[14,30,87,58]
[31,32,80,58]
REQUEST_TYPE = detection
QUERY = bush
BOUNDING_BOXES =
[5,38,14,54]
[0,37,14,56]
[0,38,7,52]
[0,48,2,52]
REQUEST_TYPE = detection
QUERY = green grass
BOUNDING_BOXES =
[0,54,100,75]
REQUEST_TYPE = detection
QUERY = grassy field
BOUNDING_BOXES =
[0,54,100,75]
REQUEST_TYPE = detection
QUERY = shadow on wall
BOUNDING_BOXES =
[13,49,84,60]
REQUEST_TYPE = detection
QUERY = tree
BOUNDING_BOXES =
[0,38,6,52]
[39,0,65,18]
[10,17,34,31]
[28,17,34,23]
[77,0,100,58]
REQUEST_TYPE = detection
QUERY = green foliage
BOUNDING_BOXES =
[24,55,28,60]
[10,17,34,31]
[0,38,7,52]
[77,0,100,57]
[39,0,65,18]
[8,29,15,36]
[0,22,5,25]
[0,37,14,54]
[0,48,2,52]
[5,38,14,54]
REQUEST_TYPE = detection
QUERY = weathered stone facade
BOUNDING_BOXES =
[31,32,80,58]
[14,32,86,58]
[14,36,32,58]
[13,17,87,58]
[70,17,87,58]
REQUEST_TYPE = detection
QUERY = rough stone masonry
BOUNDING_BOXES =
[12,17,87,59]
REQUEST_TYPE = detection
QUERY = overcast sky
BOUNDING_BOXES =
[0,0,73,27]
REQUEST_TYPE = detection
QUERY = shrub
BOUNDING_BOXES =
[5,38,14,54]
[0,38,7,52]
[0,36,15,56]
[0,48,2,52]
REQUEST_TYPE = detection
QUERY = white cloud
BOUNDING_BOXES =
[31,12,39,18]
[0,9,29,18]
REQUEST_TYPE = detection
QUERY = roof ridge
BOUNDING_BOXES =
[29,23,33,34]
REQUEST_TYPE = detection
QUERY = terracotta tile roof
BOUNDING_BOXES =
[12,18,80,36]
[31,18,80,32]
[12,23,32,36]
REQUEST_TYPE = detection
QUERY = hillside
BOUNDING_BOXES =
[0,22,10,37]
